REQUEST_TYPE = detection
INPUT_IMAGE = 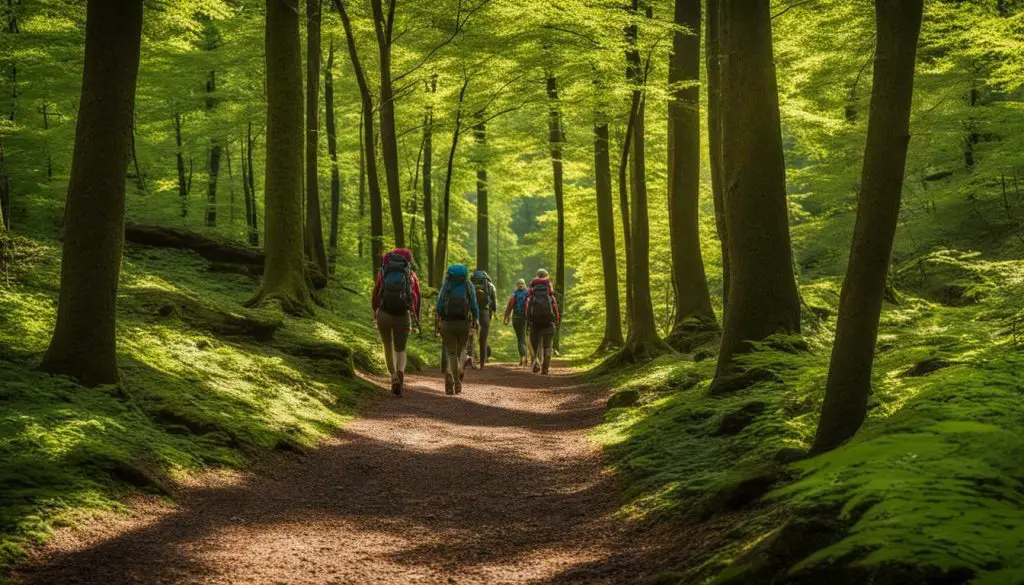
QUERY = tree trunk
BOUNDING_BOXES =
[706,0,729,311]
[332,0,385,273]
[594,115,624,351]
[548,75,566,350]
[358,105,366,259]
[38,0,143,386]
[325,38,341,265]
[434,78,469,281]
[130,112,147,195]
[246,120,259,246]
[204,28,221,228]
[625,46,669,358]
[618,11,639,337]
[247,0,312,315]
[0,135,9,231]
[666,0,717,350]
[423,74,437,286]
[475,113,488,272]
[714,0,801,379]
[175,113,188,217]
[812,0,923,454]
[372,0,404,248]
[225,142,235,223]
[305,0,328,278]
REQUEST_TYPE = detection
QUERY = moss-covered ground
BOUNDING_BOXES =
[0,231,451,578]
[592,251,1024,584]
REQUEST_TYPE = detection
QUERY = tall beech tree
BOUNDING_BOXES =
[247,0,312,314]
[620,3,670,361]
[434,77,469,280]
[305,0,328,279]
[203,21,221,227]
[38,0,143,386]
[812,0,924,454]
[547,74,566,345]
[371,0,404,248]
[713,0,801,381]
[666,0,716,350]
[706,0,728,310]
[422,75,437,286]
[325,38,342,266]
[594,108,624,351]
[474,113,489,271]
[333,0,385,272]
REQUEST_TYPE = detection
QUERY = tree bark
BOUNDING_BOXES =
[423,74,437,286]
[594,113,624,350]
[666,0,717,350]
[247,0,313,315]
[325,38,341,264]
[332,0,385,272]
[204,19,221,227]
[358,105,366,259]
[548,75,566,349]
[0,135,9,231]
[618,2,669,362]
[175,113,188,217]
[305,0,329,278]
[246,120,259,246]
[475,113,488,271]
[812,0,923,454]
[38,0,143,386]
[706,0,729,311]
[714,0,801,379]
[371,0,404,247]
[434,78,469,281]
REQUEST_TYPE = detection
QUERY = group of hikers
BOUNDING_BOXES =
[371,248,561,396]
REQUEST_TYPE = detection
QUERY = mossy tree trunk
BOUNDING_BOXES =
[305,0,329,279]
[475,113,488,272]
[812,0,924,454]
[594,112,624,351]
[325,38,342,268]
[714,0,801,379]
[247,0,313,315]
[706,0,729,312]
[333,0,384,272]
[38,0,143,387]
[666,0,717,351]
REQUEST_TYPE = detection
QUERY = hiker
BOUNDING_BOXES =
[526,268,560,375]
[503,278,530,366]
[435,264,480,395]
[467,269,497,369]
[372,248,421,396]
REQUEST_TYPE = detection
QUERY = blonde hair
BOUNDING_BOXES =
[536,268,549,279]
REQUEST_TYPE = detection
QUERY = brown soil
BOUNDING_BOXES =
[18,363,688,585]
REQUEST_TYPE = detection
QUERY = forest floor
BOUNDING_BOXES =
[13,363,696,585]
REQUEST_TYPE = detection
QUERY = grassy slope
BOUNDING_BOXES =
[0,232,440,578]
[592,191,1024,584]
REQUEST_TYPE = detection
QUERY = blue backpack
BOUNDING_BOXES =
[512,289,528,316]
[442,265,471,321]
[380,252,412,315]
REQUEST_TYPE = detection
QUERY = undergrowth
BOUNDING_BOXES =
[594,253,1024,584]
[0,233,434,577]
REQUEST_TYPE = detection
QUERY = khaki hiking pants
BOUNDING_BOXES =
[377,310,410,380]
[440,319,471,389]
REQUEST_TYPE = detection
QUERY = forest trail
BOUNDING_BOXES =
[19,363,681,585]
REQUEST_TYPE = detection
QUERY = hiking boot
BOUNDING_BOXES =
[532,362,540,374]
[541,366,549,375]
[454,380,463,395]
[395,371,405,396]
[445,375,455,395]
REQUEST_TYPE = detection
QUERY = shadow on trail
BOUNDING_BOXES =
[18,363,682,585]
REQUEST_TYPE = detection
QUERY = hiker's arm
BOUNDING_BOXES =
[503,295,514,324]
[411,274,421,324]
[371,272,383,313]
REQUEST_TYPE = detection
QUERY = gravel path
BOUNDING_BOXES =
[19,363,677,585]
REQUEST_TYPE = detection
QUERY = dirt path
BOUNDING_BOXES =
[19,363,679,585]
